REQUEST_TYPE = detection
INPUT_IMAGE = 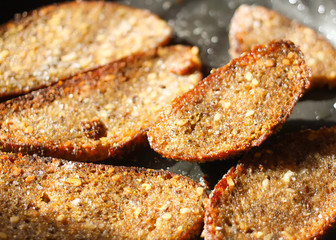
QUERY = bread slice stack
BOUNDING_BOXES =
[203,127,336,239]
[229,4,336,88]
[0,1,172,99]
[0,152,207,240]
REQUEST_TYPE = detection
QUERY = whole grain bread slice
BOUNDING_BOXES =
[203,127,336,239]
[148,40,310,162]
[0,152,207,240]
[0,1,172,99]
[0,45,202,162]
[229,4,336,88]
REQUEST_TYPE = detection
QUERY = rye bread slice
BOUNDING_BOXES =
[203,127,336,239]
[0,1,172,99]
[0,45,202,162]
[0,152,207,240]
[229,4,336,88]
[148,40,310,162]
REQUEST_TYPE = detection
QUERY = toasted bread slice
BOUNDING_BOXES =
[148,41,310,162]
[0,1,172,99]
[203,127,336,239]
[0,45,202,162]
[0,152,207,240]
[229,4,336,88]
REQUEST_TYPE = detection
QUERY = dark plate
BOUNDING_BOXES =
[2,0,336,239]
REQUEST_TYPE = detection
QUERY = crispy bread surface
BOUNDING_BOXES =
[0,45,202,161]
[0,152,207,240]
[0,1,172,99]
[148,40,310,162]
[204,127,336,239]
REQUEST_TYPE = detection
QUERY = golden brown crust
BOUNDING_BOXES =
[0,45,202,162]
[204,127,336,239]
[229,4,336,88]
[148,40,310,162]
[0,152,207,240]
[0,1,172,99]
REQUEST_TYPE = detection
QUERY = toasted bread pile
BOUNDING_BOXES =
[1,1,336,239]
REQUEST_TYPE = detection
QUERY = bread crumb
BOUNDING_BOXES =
[162,213,172,220]
[265,59,275,67]
[196,187,204,195]
[10,216,20,224]
[253,231,264,238]
[227,176,235,187]
[251,78,259,86]
[176,119,188,126]
[123,187,132,194]
[83,222,96,230]
[282,58,291,65]
[180,208,191,214]
[262,178,269,188]
[282,170,294,183]
[245,72,252,81]
[13,167,22,177]
[112,174,122,182]
[214,113,221,121]
[141,183,151,191]
[263,233,273,240]
[134,208,141,219]
[287,52,295,59]
[65,178,82,187]
[56,214,66,222]
[0,50,9,63]
[245,110,254,117]
[26,175,36,183]
[222,101,231,109]
[282,230,294,240]
[25,126,34,134]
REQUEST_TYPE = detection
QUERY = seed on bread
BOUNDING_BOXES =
[229,4,336,88]
[203,127,336,239]
[148,40,310,162]
[0,45,202,162]
[0,1,172,99]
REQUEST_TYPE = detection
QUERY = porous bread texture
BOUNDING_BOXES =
[148,40,310,162]
[229,4,336,88]
[0,45,202,162]
[0,152,207,240]
[203,127,336,240]
[0,1,172,99]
